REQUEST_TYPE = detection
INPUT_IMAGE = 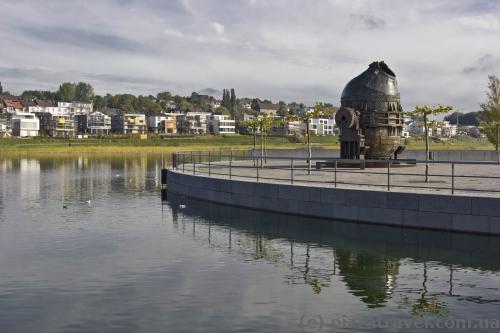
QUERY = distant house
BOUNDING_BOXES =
[11,112,39,137]
[2,99,24,113]
[259,103,280,116]
[209,98,222,110]
[273,120,302,136]
[165,100,177,110]
[111,114,147,135]
[88,111,111,136]
[0,121,8,137]
[208,114,235,135]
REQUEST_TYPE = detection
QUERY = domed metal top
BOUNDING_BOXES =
[341,61,399,103]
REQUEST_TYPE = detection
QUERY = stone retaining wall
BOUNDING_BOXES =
[167,170,500,236]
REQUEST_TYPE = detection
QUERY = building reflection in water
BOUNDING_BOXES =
[1,154,166,213]
[165,193,500,314]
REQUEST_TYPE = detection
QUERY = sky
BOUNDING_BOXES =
[0,0,499,111]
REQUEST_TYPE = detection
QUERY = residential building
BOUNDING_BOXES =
[147,115,168,132]
[74,114,89,134]
[208,114,236,135]
[2,99,24,113]
[165,100,177,110]
[58,102,93,114]
[440,121,457,137]
[88,111,111,136]
[209,98,222,110]
[259,103,279,116]
[0,121,8,137]
[27,100,62,114]
[111,114,147,135]
[159,117,177,135]
[306,118,336,135]
[178,112,211,134]
[272,120,302,136]
[37,113,75,137]
[11,112,39,137]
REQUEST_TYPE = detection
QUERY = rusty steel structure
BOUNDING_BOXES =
[336,61,405,160]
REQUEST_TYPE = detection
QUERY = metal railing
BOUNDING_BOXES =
[171,149,500,196]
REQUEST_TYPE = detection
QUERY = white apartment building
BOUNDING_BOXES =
[208,114,236,135]
[306,118,336,135]
[88,111,111,136]
[440,121,457,137]
[57,102,93,114]
[11,112,39,137]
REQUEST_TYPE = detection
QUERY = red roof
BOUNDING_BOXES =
[2,99,23,110]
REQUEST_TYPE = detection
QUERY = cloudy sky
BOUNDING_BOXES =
[1,0,499,111]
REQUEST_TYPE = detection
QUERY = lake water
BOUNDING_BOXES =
[1,155,499,332]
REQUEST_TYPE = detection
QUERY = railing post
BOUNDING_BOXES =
[387,161,391,191]
[229,150,232,179]
[256,160,259,182]
[451,162,455,195]
[291,158,294,184]
[193,153,196,175]
[208,151,211,176]
[182,153,185,173]
[334,160,338,188]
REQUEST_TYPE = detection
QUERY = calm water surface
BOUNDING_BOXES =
[0,155,499,332]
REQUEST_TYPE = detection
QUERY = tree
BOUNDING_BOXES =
[286,102,329,174]
[0,81,3,94]
[277,101,288,117]
[251,98,260,112]
[93,95,106,111]
[21,90,56,100]
[444,111,482,126]
[157,91,172,101]
[407,105,453,182]
[75,82,94,102]
[257,115,280,168]
[57,82,76,101]
[480,75,500,163]
[237,118,260,165]
[230,88,236,114]
[214,106,231,115]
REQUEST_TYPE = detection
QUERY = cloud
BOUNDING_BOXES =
[17,25,147,53]
[211,22,225,35]
[349,13,386,30]
[1,0,500,111]
[463,55,500,74]
[457,14,500,31]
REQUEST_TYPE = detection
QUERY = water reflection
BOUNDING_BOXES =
[1,154,499,332]
[165,194,500,314]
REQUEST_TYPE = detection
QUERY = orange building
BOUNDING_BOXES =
[159,118,177,135]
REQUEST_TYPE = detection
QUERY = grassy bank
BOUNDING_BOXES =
[0,135,339,156]
[0,135,495,156]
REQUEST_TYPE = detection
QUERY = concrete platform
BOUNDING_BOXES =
[181,159,500,197]
[166,160,500,236]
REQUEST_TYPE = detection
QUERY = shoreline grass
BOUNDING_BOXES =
[0,135,495,156]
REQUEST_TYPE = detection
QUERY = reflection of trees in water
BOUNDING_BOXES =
[168,204,400,305]
[166,197,500,312]
[398,262,450,317]
[335,249,399,308]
